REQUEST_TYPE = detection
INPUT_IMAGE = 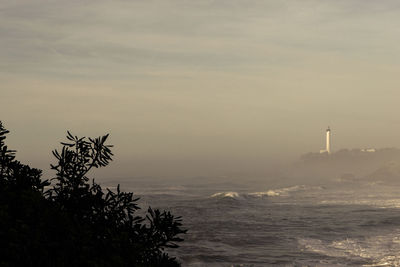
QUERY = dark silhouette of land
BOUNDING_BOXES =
[0,122,186,267]
[290,148,400,183]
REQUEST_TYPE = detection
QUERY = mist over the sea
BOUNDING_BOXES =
[102,170,400,266]
[92,146,400,266]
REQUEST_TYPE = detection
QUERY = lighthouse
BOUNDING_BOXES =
[326,127,331,154]
[319,127,332,154]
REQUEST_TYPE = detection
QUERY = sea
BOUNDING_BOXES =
[101,176,400,266]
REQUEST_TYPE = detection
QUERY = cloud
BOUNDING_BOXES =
[1,0,399,79]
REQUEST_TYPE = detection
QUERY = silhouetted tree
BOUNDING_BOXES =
[0,122,186,267]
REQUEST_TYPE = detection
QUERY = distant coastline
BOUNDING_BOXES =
[289,148,400,183]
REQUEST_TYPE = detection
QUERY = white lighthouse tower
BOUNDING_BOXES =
[326,126,331,154]
[320,126,332,154]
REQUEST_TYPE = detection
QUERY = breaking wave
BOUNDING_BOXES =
[210,192,240,199]
[210,185,324,199]
[247,185,324,198]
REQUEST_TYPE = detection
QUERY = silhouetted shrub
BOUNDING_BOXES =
[0,122,186,267]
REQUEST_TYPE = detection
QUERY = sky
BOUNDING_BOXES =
[1,0,400,178]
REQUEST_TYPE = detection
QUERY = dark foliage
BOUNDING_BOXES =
[0,122,186,267]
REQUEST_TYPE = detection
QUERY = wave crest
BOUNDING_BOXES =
[210,185,324,199]
[248,185,323,198]
[210,192,240,199]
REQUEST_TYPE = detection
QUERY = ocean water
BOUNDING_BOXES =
[103,178,400,266]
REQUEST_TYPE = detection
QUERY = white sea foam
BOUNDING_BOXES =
[247,190,281,197]
[210,185,325,200]
[318,197,400,209]
[298,230,400,266]
[247,185,324,198]
[210,192,240,199]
